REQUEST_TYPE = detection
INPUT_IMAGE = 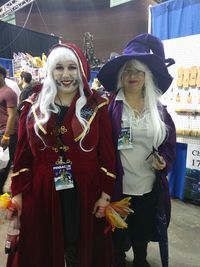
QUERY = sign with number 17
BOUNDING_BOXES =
[186,144,200,170]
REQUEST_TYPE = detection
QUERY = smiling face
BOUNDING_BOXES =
[121,61,145,94]
[52,60,79,94]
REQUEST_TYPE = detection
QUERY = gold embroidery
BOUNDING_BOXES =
[52,126,67,136]
[12,168,30,177]
[52,147,59,152]
[60,126,67,134]
[52,145,69,152]
[100,167,116,179]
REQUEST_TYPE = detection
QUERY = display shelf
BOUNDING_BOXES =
[12,52,46,83]
[162,34,200,144]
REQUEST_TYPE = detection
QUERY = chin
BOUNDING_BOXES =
[58,87,78,94]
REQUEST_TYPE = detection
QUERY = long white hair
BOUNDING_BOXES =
[117,59,167,148]
[28,47,88,148]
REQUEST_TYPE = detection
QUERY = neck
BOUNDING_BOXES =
[124,90,144,112]
[22,82,28,89]
[55,91,77,107]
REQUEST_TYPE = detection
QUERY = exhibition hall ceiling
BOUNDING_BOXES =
[0,0,156,12]
[0,0,116,11]
[0,0,156,58]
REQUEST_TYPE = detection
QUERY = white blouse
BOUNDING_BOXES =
[116,90,156,196]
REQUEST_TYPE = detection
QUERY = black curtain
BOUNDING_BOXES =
[0,21,59,59]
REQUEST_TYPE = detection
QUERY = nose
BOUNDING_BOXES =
[63,67,70,77]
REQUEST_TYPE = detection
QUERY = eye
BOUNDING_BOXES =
[55,65,64,70]
[68,65,77,71]
[123,69,144,75]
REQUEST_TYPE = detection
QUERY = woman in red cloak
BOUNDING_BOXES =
[7,43,116,267]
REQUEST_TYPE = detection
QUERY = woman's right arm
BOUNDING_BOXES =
[11,102,34,205]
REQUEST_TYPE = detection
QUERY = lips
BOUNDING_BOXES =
[61,80,73,86]
[128,80,138,84]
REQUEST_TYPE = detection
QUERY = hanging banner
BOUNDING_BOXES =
[184,144,200,204]
[110,0,132,8]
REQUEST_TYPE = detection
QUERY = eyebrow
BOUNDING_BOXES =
[56,63,77,69]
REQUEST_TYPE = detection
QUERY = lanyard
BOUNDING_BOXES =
[55,106,68,162]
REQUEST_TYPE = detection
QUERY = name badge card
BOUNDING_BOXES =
[53,163,74,191]
[117,127,133,150]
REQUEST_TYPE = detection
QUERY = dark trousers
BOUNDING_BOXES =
[0,133,17,194]
[113,191,156,267]
[65,242,79,267]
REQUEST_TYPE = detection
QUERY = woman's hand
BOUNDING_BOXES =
[0,138,9,149]
[7,194,22,220]
[93,192,111,218]
[152,154,166,170]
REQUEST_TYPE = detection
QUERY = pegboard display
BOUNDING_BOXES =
[161,34,200,144]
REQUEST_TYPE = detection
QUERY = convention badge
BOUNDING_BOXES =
[117,127,133,150]
[53,162,74,191]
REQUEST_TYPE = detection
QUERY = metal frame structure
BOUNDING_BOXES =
[0,0,35,19]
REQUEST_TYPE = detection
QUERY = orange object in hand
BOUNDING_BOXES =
[104,197,133,232]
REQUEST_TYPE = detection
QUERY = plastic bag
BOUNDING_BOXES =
[0,147,10,170]
[0,193,11,224]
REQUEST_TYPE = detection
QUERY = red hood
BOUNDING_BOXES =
[49,42,92,96]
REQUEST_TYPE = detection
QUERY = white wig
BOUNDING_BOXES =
[29,46,88,149]
[117,59,167,148]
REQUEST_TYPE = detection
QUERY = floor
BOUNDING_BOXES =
[0,179,200,267]
[125,199,200,267]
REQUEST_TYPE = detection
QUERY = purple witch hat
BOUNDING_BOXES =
[97,33,175,93]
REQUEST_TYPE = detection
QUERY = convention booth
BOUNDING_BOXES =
[150,0,200,204]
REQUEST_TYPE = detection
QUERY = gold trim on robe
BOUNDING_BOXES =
[74,100,109,142]
[32,106,47,135]
[12,168,30,177]
[24,99,34,105]
[100,167,116,179]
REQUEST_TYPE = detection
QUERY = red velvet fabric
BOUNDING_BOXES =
[8,91,116,267]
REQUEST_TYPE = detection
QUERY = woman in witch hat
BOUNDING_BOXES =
[97,33,176,267]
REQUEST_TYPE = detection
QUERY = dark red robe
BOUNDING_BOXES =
[7,90,116,267]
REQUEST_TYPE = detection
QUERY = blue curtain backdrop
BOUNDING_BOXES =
[0,57,13,77]
[151,0,200,40]
[150,0,200,200]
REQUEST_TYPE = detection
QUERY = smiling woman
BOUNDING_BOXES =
[6,42,116,267]
[97,33,176,267]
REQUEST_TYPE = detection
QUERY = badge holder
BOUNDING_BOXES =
[53,156,74,191]
[117,127,133,150]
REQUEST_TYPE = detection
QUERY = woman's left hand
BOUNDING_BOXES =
[93,192,111,218]
[152,155,166,170]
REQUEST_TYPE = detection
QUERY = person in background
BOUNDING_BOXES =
[5,76,21,104]
[0,65,18,194]
[91,77,108,96]
[97,33,176,267]
[19,71,33,102]
[7,42,116,267]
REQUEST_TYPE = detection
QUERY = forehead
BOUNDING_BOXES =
[55,60,77,66]
[124,61,136,69]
